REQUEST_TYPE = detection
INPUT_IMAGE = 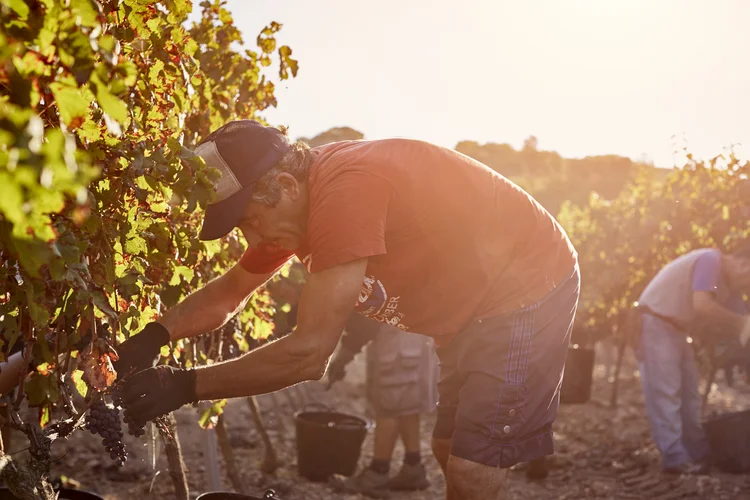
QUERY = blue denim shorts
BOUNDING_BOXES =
[432,266,580,468]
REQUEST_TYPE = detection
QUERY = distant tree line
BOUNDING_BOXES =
[300,128,664,215]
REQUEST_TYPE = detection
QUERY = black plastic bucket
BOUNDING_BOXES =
[560,345,595,405]
[196,489,282,500]
[294,409,372,481]
[0,488,103,500]
[703,409,750,473]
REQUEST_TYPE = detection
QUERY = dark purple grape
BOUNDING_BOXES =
[87,399,128,465]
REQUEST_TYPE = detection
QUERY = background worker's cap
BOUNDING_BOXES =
[194,120,291,240]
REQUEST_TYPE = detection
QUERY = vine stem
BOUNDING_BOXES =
[215,414,246,493]
[0,413,25,433]
[247,396,279,474]
[158,413,189,500]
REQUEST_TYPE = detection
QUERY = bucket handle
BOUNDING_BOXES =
[331,417,368,430]
[300,401,334,413]
[297,401,372,430]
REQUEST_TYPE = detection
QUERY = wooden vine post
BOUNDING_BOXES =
[609,311,632,408]
[215,414,247,494]
[248,396,279,474]
[159,414,189,500]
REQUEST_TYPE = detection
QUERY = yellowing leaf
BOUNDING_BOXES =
[279,45,299,78]
[79,341,117,390]
[71,369,88,398]
[39,406,50,428]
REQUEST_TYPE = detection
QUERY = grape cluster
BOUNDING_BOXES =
[123,412,146,438]
[112,390,146,438]
[85,399,127,466]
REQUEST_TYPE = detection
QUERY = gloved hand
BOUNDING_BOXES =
[326,359,346,389]
[118,365,198,425]
[113,322,171,379]
[325,346,355,390]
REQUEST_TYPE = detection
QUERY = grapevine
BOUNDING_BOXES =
[0,0,297,495]
[559,152,750,342]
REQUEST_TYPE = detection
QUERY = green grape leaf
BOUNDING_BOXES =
[0,173,24,223]
[27,300,50,328]
[49,82,91,129]
[2,0,30,19]
[198,399,227,430]
[25,373,59,406]
[91,291,117,320]
[70,0,100,28]
[92,78,129,124]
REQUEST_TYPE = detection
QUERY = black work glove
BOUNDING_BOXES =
[113,322,170,379]
[325,346,355,390]
[118,365,198,425]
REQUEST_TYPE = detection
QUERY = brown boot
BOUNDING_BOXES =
[330,467,391,498]
[526,457,549,480]
[387,463,429,491]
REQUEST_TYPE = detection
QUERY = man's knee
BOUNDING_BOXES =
[431,437,452,470]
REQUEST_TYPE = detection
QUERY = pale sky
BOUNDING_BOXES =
[190,0,749,167]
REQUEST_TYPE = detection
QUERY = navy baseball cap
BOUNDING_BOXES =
[194,120,291,241]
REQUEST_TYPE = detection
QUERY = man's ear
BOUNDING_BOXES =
[277,172,300,199]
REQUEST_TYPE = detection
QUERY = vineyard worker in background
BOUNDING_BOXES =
[635,246,750,475]
[115,120,580,500]
[328,314,438,497]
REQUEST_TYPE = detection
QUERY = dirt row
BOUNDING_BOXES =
[5,346,750,499]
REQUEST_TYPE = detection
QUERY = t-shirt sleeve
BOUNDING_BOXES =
[306,171,394,273]
[692,251,722,293]
[239,244,294,274]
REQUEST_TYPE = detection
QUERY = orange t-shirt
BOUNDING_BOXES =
[240,139,577,344]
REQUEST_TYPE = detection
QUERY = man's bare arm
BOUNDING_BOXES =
[158,262,277,341]
[193,258,368,400]
[693,291,746,331]
[693,291,750,345]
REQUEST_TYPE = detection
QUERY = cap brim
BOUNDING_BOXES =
[198,184,256,241]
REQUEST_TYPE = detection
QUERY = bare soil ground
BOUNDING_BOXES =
[6,345,750,499]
